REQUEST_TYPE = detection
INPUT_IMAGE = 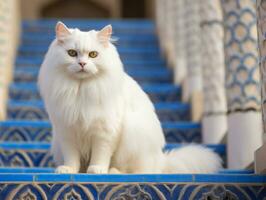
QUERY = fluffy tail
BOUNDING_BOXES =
[163,145,222,173]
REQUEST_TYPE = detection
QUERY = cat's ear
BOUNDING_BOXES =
[97,25,112,47]
[55,21,71,42]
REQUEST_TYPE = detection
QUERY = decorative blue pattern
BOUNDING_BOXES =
[0,143,225,167]
[223,0,261,112]
[0,180,265,200]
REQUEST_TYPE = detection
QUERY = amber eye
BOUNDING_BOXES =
[67,49,78,57]
[88,51,98,58]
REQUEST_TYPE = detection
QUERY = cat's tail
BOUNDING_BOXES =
[162,145,222,173]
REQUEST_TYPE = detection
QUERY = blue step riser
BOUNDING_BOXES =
[20,43,160,51]
[0,143,225,167]
[22,21,155,30]
[0,122,201,143]
[21,34,157,41]
[22,39,158,47]
[7,105,190,121]
[0,167,254,174]
[21,34,157,42]
[0,176,264,199]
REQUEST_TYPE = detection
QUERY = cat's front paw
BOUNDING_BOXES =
[87,165,108,174]
[55,165,77,174]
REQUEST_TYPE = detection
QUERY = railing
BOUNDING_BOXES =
[155,0,265,170]
[0,0,20,120]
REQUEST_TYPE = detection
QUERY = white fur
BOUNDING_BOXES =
[38,23,222,174]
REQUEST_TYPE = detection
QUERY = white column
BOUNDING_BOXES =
[0,0,20,120]
[173,0,187,85]
[222,0,263,169]
[184,0,203,121]
[255,0,266,174]
[200,0,227,143]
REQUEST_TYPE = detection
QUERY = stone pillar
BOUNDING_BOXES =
[222,0,263,168]
[0,0,20,120]
[256,0,266,174]
[173,0,187,85]
[200,0,227,143]
[184,0,203,121]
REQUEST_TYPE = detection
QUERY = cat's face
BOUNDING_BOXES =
[53,22,114,79]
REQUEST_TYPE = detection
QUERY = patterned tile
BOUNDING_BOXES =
[0,143,224,167]
[0,181,265,200]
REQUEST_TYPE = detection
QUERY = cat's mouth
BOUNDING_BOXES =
[77,69,86,73]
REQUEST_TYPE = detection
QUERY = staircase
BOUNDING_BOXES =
[0,19,265,199]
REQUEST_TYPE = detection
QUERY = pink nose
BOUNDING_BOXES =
[79,62,86,68]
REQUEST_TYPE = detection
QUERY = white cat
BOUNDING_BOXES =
[38,21,222,174]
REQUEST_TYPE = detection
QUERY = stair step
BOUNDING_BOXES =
[0,167,254,174]
[10,83,180,102]
[0,142,225,167]
[20,42,160,50]
[15,57,166,67]
[0,121,200,143]
[7,101,190,121]
[22,34,157,43]
[0,173,264,200]
[22,19,155,30]
[13,68,172,83]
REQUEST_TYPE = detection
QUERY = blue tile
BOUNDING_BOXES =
[194,174,266,183]
[73,174,194,183]
[0,167,54,173]
[0,120,50,128]
[35,174,72,182]
[0,142,50,150]
[0,174,34,182]
[162,122,200,129]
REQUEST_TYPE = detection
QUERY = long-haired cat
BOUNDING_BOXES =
[38,22,222,174]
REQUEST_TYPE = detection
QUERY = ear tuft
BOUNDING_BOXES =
[97,25,112,47]
[55,21,71,41]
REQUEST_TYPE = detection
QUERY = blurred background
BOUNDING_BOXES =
[20,0,155,19]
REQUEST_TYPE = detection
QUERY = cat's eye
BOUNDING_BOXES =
[67,49,78,57]
[88,51,98,58]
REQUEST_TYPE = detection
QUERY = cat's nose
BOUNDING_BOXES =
[78,62,86,68]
